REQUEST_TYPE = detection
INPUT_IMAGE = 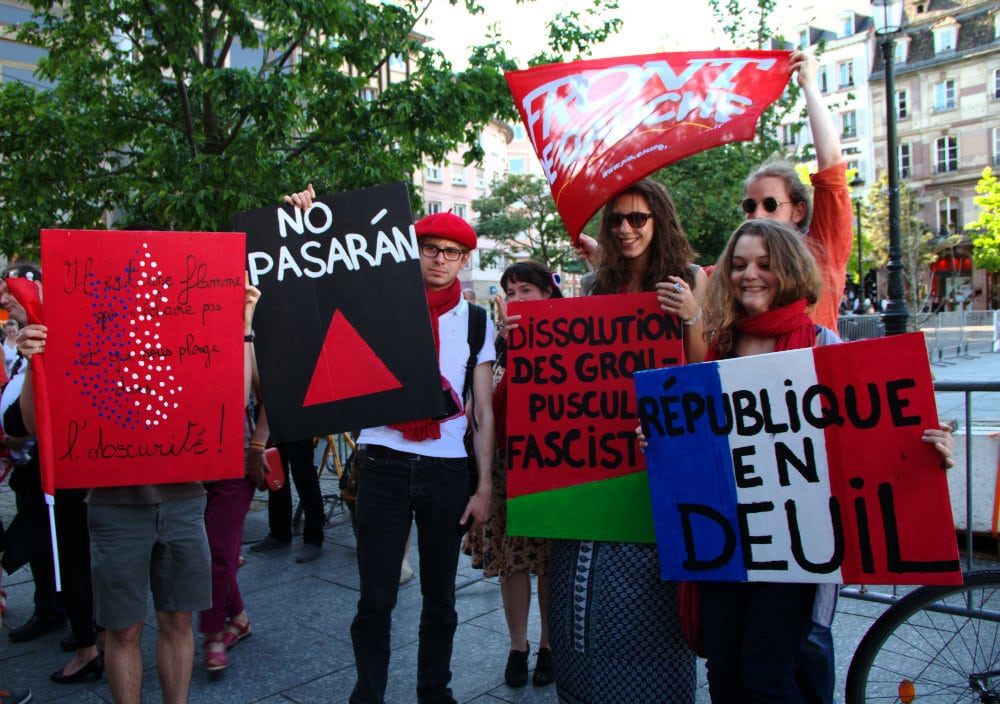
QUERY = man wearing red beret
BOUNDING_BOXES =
[284,187,495,704]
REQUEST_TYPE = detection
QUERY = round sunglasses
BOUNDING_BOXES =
[741,197,791,214]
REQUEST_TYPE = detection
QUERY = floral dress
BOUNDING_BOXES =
[462,360,550,578]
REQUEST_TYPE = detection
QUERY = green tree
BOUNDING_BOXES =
[473,173,583,272]
[0,0,621,256]
[967,166,1000,272]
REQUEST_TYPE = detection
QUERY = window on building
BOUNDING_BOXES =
[359,87,378,102]
[893,40,907,64]
[798,29,809,49]
[994,68,1000,100]
[933,25,957,54]
[934,79,956,111]
[512,124,527,140]
[993,127,1000,166]
[937,197,961,234]
[451,163,466,186]
[935,136,958,173]
[426,201,442,215]
[425,165,442,182]
[818,65,829,93]
[840,14,855,37]
[475,168,486,188]
[896,89,909,119]
[388,53,405,72]
[898,143,911,179]
[995,13,1000,39]
[452,203,467,220]
[841,110,857,139]
[837,60,854,88]
[781,123,795,145]
[509,158,526,175]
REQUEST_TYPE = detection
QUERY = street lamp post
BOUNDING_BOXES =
[872,0,908,335]
[850,176,865,302]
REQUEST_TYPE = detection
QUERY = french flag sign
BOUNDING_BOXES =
[633,333,962,586]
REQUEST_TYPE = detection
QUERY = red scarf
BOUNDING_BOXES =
[389,279,462,441]
[706,299,814,361]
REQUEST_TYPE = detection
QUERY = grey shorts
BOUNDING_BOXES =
[89,495,211,630]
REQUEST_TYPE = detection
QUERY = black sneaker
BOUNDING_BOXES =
[532,647,554,686]
[504,649,529,688]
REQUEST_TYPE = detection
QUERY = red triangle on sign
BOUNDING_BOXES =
[302,309,403,407]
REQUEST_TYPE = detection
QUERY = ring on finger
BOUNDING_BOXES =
[672,282,682,293]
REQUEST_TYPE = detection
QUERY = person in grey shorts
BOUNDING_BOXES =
[87,485,212,704]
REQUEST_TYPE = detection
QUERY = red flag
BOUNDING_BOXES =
[505,51,792,240]
[6,275,62,590]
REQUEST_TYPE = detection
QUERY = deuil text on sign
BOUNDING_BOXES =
[505,293,684,543]
[634,332,961,586]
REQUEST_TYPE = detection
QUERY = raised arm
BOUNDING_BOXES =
[792,51,843,171]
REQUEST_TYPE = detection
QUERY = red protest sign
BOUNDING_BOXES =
[505,51,792,239]
[41,230,246,488]
[505,293,684,543]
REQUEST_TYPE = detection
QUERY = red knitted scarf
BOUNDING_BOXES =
[707,299,814,361]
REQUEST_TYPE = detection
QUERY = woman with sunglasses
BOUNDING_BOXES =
[551,178,704,704]
[741,51,853,336]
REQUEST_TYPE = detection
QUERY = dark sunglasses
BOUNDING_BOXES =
[741,197,791,214]
[608,211,653,229]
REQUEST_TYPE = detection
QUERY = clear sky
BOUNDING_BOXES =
[416,0,874,68]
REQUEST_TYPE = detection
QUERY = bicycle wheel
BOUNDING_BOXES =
[846,569,1000,704]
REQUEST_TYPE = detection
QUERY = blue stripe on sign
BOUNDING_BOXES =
[634,362,746,581]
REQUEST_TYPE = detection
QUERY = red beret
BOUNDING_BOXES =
[414,212,477,250]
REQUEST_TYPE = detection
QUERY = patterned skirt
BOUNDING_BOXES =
[549,539,695,704]
[462,449,550,578]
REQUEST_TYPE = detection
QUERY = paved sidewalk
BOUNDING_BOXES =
[0,349,997,703]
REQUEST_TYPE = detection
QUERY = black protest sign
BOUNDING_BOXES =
[234,182,444,441]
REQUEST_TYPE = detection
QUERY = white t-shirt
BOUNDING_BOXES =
[359,297,494,458]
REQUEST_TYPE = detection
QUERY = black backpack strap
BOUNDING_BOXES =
[463,304,487,431]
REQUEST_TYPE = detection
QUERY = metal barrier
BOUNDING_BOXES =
[837,311,1000,362]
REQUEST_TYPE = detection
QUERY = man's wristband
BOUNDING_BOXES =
[244,333,255,343]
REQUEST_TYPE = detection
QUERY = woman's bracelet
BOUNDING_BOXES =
[682,307,703,327]
[248,440,267,450]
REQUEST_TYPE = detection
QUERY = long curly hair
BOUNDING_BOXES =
[703,219,821,356]
[591,179,697,294]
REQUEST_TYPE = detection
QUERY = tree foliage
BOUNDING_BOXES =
[472,173,584,272]
[0,0,621,256]
[968,166,1000,272]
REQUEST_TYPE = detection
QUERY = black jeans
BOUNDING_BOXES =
[701,581,816,704]
[266,438,324,546]
[349,448,469,704]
